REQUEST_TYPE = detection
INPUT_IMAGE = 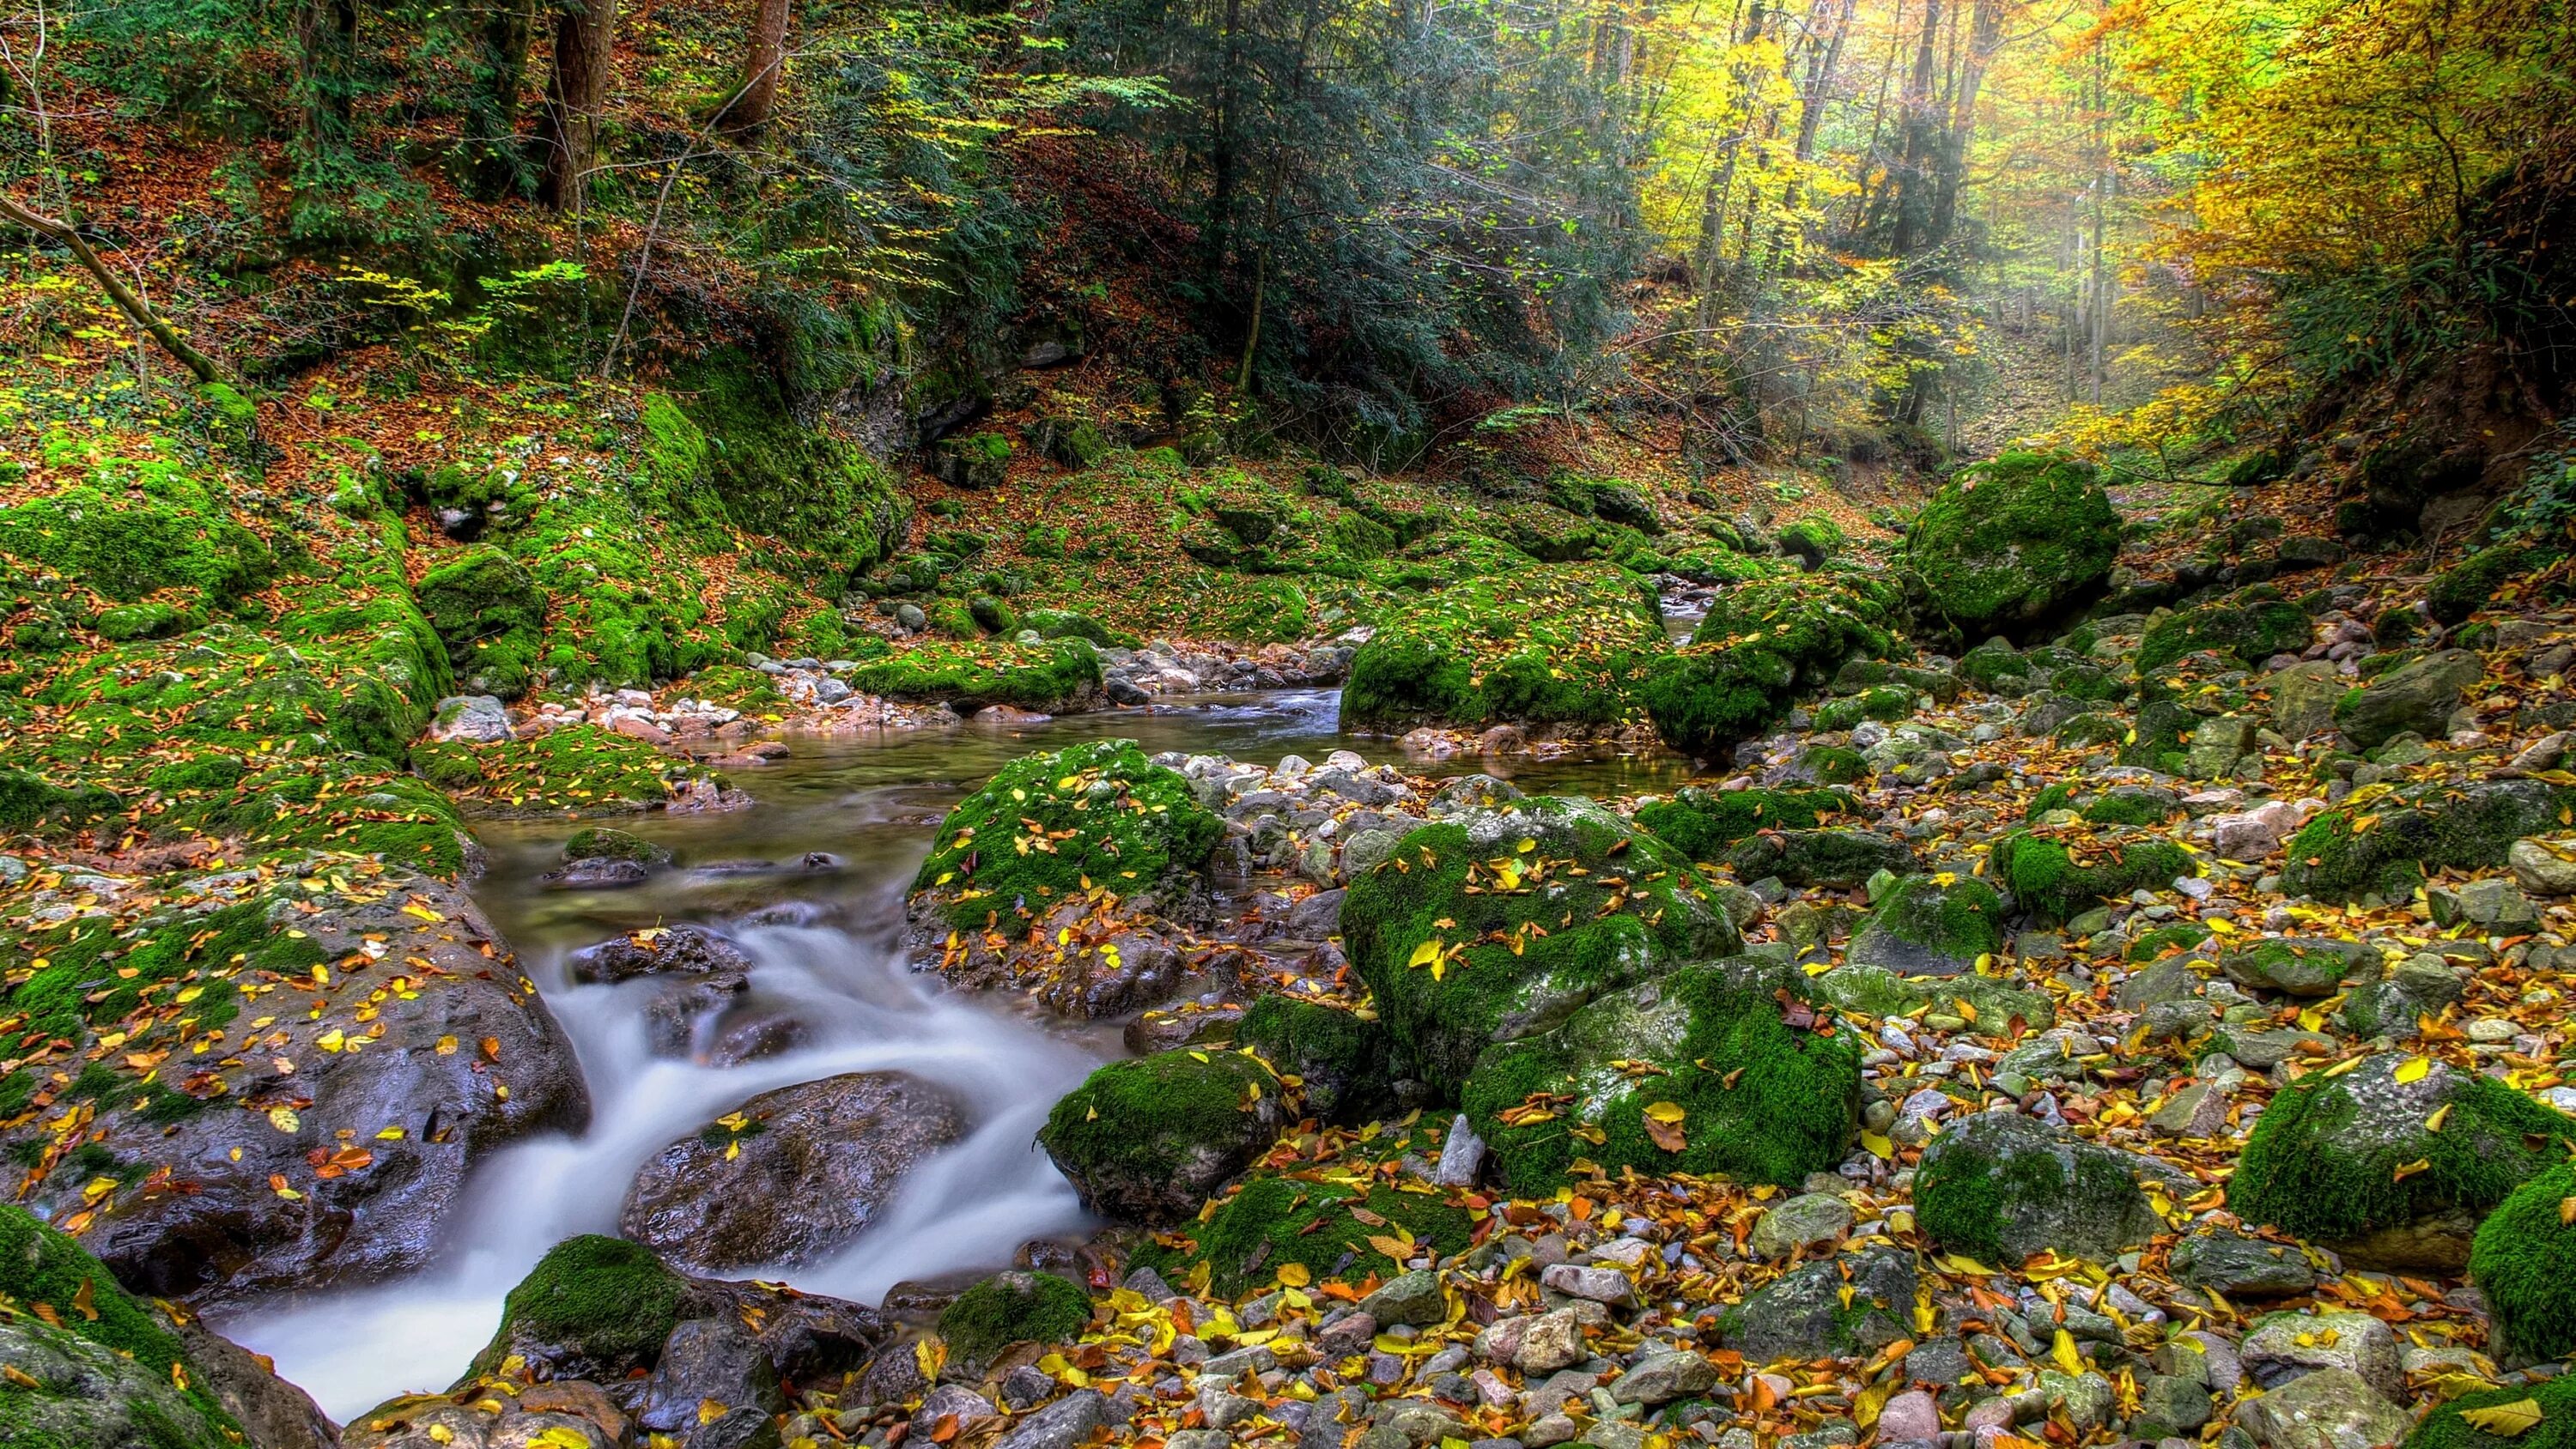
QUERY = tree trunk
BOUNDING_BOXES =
[723,0,790,136]
[1202,0,1246,288]
[0,192,235,385]
[465,0,537,199]
[1886,0,1942,255]
[294,0,360,176]
[539,0,617,211]
[1927,0,2002,246]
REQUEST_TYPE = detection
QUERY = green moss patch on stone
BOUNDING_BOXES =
[1902,452,2119,641]
[0,452,272,603]
[1342,796,1741,1096]
[848,638,1103,715]
[2470,1159,2576,1361]
[2136,598,2311,676]
[442,723,697,815]
[0,1204,240,1437]
[1340,563,1664,731]
[936,1270,1091,1367]
[1640,571,1899,761]
[416,547,546,700]
[1989,831,2195,924]
[470,1234,688,1379]
[1136,1173,1473,1295]
[1462,958,1862,1195]
[2233,1055,2576,1248]
[564,826,669,864]
[1036,1048,1284,1222]
[2406,1376,2576,1449]
[1632,786,1853,862]
[1236,993,1394,1125]
[912,739,1223,933]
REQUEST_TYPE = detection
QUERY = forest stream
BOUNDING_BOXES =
[221,692,1695,1420]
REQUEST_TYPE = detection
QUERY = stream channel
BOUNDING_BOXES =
[222,688,1698,1420]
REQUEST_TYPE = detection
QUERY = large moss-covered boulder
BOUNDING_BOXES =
[1639,572,1899,761]
[1633,785,1852,862]
[1236,993,1394,1125]
[1038,1048,1285,1223]
[2470,1159,2576,1362]
[1845,873,2004,977]
[2233,1054,2576,1270]
[2333,648,2483,750]
[1915,1111,2182,1265]
[936,1270,1091,1369]
[0,1205,247,1447]
[1903,452,2120,641]
[0,460,272,603]
[1988,830,2196,923]
[850,638,1105,716]
[2136,597,2312,676]
[1137,1171,1475,1294]
[1726,828,1918,888]
[470,1234,689,1381]
[416,546,546,699]
[910,739,1224,933]
[2281,779,2571,904]
[1340,563,1663,731]
[1462,958,1862,1195]
[1343,795,1741,1095]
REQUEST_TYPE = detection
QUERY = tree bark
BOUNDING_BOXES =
[0,192,234,385]
[1927,0,2002,245]
[294,0,360,177]
[465,0,537,198]
[1886,0,1942,255]
[723,0,790,136]
[539,0,617,211]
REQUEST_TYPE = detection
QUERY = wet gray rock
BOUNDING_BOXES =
[1747,1192,1854,1261]
[570,924,756,983]
[636,1317,786,1448]
[620,1073,964,1272]
[997,1390,1111,1449]
[2241,1312,2403,1400]
[2335,649,2482,750]
[642,971,751,1057]
[2168,1229,2317,1297]
[1915,1112,2184,1264]
[1712,1248,1914,1361]
[2229,1367,2408,1449]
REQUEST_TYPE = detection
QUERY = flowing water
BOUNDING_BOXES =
[224,689,1697,1421]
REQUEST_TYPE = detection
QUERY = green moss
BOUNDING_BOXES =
[1461,960,1862,1194]
[1022,608,1134,648]
[1633,786,1852,862]
[472,1234,687,1376]
[0,767,122,834]
[0,455,272,603]
[2026,783,2075,821]
[1912,1118,2142,1265]
[2081,791,2171,827]
[848,639,1102,713]
[2427,543,2537,627]
[1643,572,1898,759]
[2404,1370,2576,1449]
[913,739,1223,932]
[452,723,691,813]
[936,1270,1091,1366]
[1341,563,1663,731]
[1802,746,1870,785]
[0,1205,239,1436]
[2136,599,2311,676]
[1037,1048,1279,1194]
[2470,1160,2576,1361]
[1904,452,2120,640]
[1342,797,1741,1095]
[2278,808,2430,904]
[1959,644,2031,688]
[2233,1058,2576,1245]
[1990,832,2195,924]
[1236,993,1393,1125]
[1138,1173,1473,1294]
[565,826,666,864]
[416,547,545,700]
[675,358,908,587]
[93,602,193,642]
[1857,874,2004,961]
[1777,514,1847,566]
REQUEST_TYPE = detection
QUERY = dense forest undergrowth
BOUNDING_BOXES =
[9,0,2576,1447]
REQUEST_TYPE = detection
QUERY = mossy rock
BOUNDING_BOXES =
[2405,1376,2576,1449]
[1988,832,2195,924]
[1632,785,1852,862]
[1844,874,2004,978]
[0,767,122,834]
[1036,1048,1285,1223]
[1914,1111,2180,1265]
[936,1270,1091,1368]
[2332,648,2482,751]
[2281,780,2573,904]
[2136,599,2311,676]
[1777,514,1846,568]
[448,723,690,815]
[93,602,194,642]
[565,826,669,865]
[2470,1159,2576,1361]
[1136,1172,1474,1295]
[968,594,1018,635]
[2233,1054,2576,1268]
[1903,452,2120,641]
[1340,563,1662,731]
[1462,957,1862,1195]
[0,1205,241,1440]
[0,458,272,603]
[848,638,1103,715]
[468,1234,689,1381]
[2427,543,2538,627]
[676,361,909,585]
[1342,795,1742,1096]
[1725,828,1917,889]
[1022,608,1134,648]
[1811,965,2055,1032]
[1642,572,1899,761]
[416,547,546,700]
[911,739,1223,933]
[1236,993,1394,1125]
